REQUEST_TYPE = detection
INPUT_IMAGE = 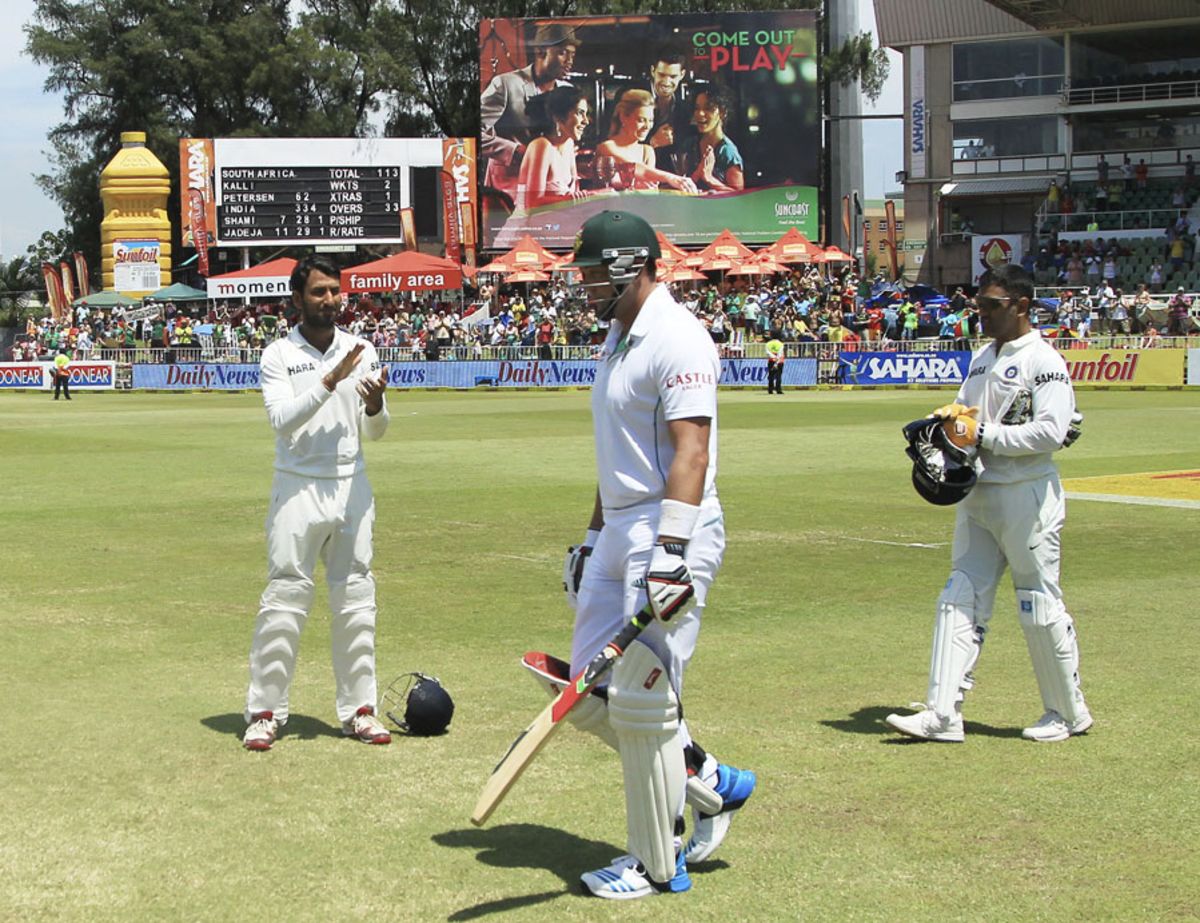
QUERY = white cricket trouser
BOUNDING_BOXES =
[570,497,726,705]
[245,469,379,725]
[951,473,1066,624]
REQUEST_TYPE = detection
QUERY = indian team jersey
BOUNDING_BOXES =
[955,329,1074,485]
[260,326,389,479]
[591,285,720,511]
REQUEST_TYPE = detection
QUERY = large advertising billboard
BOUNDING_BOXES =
[479,12,820,250]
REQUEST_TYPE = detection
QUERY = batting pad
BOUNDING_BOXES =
[928,572,982,719]
[609,641,685,884]
[1017,590,1087,724]
[521,651,721,813]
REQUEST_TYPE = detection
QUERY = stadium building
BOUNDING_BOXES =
[876,0,1200,290]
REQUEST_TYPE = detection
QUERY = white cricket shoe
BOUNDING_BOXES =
[885,707,964,742]
[342,706,392,745]
[581,853,690,900]
[1022,709,1093,742]
[243,711,278,751]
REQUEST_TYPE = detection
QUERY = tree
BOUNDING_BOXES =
[0,255,43,328]
[25,0,391,276]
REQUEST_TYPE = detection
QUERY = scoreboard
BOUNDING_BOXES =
[181,137,475,249]
[217,165,405,244]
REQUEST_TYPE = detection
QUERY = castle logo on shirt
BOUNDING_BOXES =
[664,371,716,389]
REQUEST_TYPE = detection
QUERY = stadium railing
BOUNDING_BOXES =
[93,335,1195,367]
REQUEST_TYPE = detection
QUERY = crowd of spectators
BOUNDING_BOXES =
[13,259,1197,367]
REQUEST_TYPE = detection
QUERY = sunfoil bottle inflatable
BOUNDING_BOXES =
[100,131,172,296]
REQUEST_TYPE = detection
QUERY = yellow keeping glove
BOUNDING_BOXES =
[930,401,971,420]
[942,406,981,448]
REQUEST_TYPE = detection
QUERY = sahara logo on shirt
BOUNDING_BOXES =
[287,362,317,375]
[664,371,716,390]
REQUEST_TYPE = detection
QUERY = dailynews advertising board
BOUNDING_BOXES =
[0,362,116,390]
[129,359,817,390]
[479,11,820,248]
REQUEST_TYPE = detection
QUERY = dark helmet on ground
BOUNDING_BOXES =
[381,672,454,736]
[902,417,978,506]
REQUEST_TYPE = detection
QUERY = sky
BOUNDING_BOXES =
[0,0,903,261]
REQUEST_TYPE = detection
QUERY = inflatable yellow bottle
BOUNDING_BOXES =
[100,131,172,296]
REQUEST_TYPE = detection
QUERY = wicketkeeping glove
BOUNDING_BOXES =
[941,405,981,450]
[563,529,600,608]
[1062,411,1084,448]
[929,401,972,420]
[639,541,695,622]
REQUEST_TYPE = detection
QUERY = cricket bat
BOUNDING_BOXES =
[470,606,655,826]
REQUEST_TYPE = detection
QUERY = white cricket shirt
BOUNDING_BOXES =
[955,329,1073,484]
[260,326,389,478]
[591,284,720,511]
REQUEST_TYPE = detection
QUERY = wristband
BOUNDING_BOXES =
[584,528,601,548]
[657,498,700,542]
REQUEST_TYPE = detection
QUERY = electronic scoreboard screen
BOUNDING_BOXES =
[180,137,476,250]
[216,165,405,244]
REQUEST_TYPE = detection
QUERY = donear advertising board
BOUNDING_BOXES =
[479,11,820,249]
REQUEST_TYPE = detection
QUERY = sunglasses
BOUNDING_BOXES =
[976,295,1014,312]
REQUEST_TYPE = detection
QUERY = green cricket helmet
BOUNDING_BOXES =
[564,211,660,317]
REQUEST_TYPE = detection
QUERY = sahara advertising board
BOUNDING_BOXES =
[479,11,820,249]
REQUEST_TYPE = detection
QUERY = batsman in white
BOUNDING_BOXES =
[886,263,1093,744]
[553,211,756,900]
[242,256,393,751]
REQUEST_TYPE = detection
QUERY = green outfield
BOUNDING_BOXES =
[1,389,1197,921]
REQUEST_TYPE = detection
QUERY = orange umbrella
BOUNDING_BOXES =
[764,227,822,264]
[659,265,707,282]
[693,228,754,264]
[699,257,739,273]
[506,269,551,283]
[822,246,854,262]
[489,233,560,272]
[478,259,514,274]
[727,263,769,276]
[656,231,690,265]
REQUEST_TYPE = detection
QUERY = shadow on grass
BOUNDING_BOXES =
[200,712,342,741]
[434,824,612,918]
[432,824,738,919]
[821,705,1025,741]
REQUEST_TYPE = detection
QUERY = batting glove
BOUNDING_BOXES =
[563,529,600,608]
[929,401,972,421]
[1062,411,1084,448]
[641,541,695,623]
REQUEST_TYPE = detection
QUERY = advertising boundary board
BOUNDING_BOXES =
[128,359,819,390]
[836,351,971,386]
[1190,350,1200,385]
[0,362,116,390]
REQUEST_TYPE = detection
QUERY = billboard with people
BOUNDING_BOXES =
[478,12,820,249]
